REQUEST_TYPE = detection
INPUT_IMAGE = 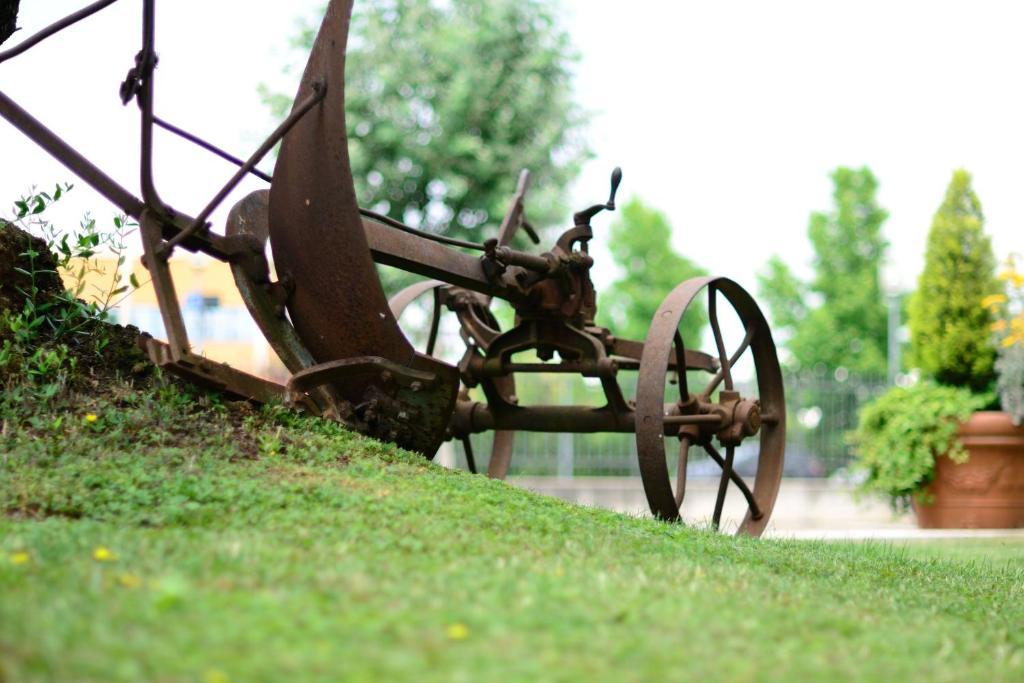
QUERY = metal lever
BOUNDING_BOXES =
[573,166,623,226]
[607,166,622,210]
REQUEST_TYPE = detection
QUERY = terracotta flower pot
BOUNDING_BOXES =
[914,411,1024,529]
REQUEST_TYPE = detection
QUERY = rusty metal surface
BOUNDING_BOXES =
[139,334,289,406]
[635,277,785,536]
[365,215,519,299]
[268,0,411,366]
[225,190,317,374]
[1,0,786,533]
[389,281,516,477]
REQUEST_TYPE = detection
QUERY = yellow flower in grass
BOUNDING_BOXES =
[84,413,98,424]
[10,551,30,565]
[92,546,114,562]
[203,669,230,683]
[446,622,470,641]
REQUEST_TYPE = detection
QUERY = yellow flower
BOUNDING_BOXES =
[1003,335,1022,349]
[203,669,230,683]
[118,573,142,588]
[84,413,98,423]
[992,320,1008,332]
[446,622,470,641]
[981,294,1007,309]
[92,546,115,562]
[10,551,30,565]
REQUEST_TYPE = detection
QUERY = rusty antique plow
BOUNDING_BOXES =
[0,0,785,536]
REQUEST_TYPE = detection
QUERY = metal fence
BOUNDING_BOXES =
[456,373,889,478]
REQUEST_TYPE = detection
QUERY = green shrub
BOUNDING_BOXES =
[908,169,997,391]
[850,383,988,509]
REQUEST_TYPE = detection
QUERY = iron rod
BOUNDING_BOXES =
[138,0,171,218]
[702,325,755,400]
[675,434,691,508]
[360,207,487,251]
[426,286,442,356]
[461,436,477,474]
[0,0,120,65]
[0,89,144,217]
[160,81,327,257]
[704,442,762,520]
[662,414,721,426]
[673,329,689,399]
[153,115,273,183]
[711,444,734,528]
[708,286,734,391]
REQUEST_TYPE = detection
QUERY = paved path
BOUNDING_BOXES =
[770,528,1024,540]
[507,476,1024,540]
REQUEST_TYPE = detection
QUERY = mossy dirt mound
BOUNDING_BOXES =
[0,221,159,391]
[0,218,62,312]
[0,221,304,464]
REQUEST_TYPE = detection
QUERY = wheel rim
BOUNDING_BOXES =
[389,282,516,479]
[635,277,785,537]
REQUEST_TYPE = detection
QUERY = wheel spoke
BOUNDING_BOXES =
[708,286,733,392]
[672,330,689,401]
[702,325,755,400]
[461,436,478,474]
[705,443,763,521]
[711,444,734,529]
[426,286,443,356]
[675,434,691,507]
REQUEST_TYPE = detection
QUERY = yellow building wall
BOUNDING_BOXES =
[65,255,286,381]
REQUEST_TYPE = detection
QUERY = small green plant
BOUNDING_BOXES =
[908,169,998,392]
[850,383,988,509]
[1,185,140,405]
[7,185,140,343]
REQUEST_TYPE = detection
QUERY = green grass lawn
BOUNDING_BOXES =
[2,382,1023,682]
[895,538,1024,569]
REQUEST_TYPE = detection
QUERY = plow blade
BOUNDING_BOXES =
[268,0,457,455]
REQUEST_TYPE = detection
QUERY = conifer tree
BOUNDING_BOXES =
[908,169,997,391]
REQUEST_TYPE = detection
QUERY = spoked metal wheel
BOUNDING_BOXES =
[389,280,516,479]
[635,276,785,537]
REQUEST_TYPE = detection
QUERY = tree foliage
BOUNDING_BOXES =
[758,167,889,377]
[267,0,589,242]
[1,0,20,46]
[599,198,706,347]
[908,169,997,391]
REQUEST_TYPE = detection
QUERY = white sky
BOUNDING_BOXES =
[2,0,1023,304]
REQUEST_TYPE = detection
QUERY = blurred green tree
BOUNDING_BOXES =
[264,0,589,243]
[758,166,889,377]
[757,167,890,474]
[598,198,706,347]
[908,169,997,391]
